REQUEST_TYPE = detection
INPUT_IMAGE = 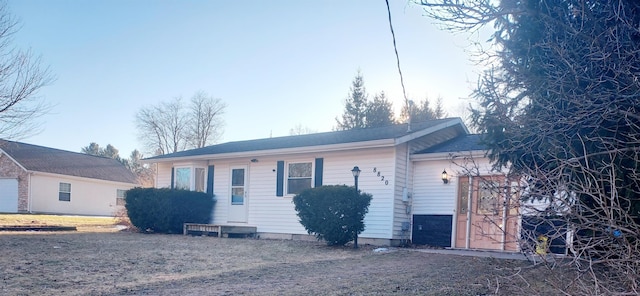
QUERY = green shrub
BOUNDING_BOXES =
[292,185,372,246]
[125,187,215,234]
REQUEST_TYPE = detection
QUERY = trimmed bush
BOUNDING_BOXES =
[125,187,215,234]
[292,185,372,246]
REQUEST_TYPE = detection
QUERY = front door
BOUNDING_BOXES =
[456,176,519,251]
[228,166,248,223]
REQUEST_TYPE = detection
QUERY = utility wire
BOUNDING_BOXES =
[384,0,410,129]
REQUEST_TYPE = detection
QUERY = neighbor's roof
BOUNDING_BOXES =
[416,134,486,154]
[0,140,138,184]
[146,118,464,161]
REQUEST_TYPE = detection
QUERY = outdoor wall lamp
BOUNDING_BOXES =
[351,165,361,249]
[441,169,449,184]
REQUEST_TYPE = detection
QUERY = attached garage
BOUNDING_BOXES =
[0,178,18,213]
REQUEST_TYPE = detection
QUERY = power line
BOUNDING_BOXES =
[384,0,410,128]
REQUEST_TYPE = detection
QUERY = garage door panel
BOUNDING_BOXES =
[0,178,18,213]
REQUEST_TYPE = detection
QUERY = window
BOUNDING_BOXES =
[287,162,312,195]
[174,167,206,191]
[175,168,191,190]
[116,189,126,206]
[231,168,245,205]
[195,167,205,192]
[59,183,71,202]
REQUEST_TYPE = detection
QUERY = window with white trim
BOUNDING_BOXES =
[175,167,191,190]
[195,167,205,192]
[174,166,207,192]
[287,162,312,195]
[116,189,126,206]
[59,183,71,202]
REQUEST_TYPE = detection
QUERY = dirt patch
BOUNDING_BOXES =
[0,232,573,295]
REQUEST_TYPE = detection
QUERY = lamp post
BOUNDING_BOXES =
[351,166,361,249]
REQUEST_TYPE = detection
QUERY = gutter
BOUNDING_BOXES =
[141,139,395,164]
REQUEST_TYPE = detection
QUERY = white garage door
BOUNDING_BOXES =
[0,179,18,213]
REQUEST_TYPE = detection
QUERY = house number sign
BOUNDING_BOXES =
[372,167,390,186]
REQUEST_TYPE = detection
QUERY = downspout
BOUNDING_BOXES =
[28,172,32,213]
[466,175,472,249]
[403,143,412,242]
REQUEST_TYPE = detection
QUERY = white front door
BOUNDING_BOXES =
[228,166,248,223]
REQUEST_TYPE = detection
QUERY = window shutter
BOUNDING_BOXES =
[207,165,214,196]
[314,158,323,187]
[276,160,284,197]
[170,167,175,189]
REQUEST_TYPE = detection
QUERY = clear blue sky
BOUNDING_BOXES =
[8,0,483,157]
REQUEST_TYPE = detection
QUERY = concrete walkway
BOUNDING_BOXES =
[409,248,529,260]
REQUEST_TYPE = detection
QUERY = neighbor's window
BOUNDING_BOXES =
[175,168,191,190]
[59,182,71,202]
[116,189,126,206]
[195,167,206,192]
[287,162,312,195]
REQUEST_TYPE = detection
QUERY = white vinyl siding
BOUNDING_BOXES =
[30,173,135,216]
[412,156,495,215]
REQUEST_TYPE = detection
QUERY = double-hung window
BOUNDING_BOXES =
[174,166,206,192]
[116,189,126,206]
[59,183,71,202]
[287,162,312,195]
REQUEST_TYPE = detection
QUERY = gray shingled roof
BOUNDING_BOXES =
[0,140,138,184]
[416,134,486,154]
[147,118,457,160]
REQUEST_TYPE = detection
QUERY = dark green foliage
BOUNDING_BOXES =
[365,91,396,128]
[125,187,214,234]
[292,185,372,246]
[335,70,368,130]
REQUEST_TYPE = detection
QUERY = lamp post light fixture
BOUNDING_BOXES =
[351,166,361,191]
[441,169,449,184]
[351,166,361,249]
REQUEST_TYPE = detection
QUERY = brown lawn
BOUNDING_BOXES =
[0,215,572,295]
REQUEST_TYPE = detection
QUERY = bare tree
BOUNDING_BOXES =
[289,124,317,135]
[136,93,226,155]
[419,0,640,294]
[187,91,225,148]
[0,2,53,140]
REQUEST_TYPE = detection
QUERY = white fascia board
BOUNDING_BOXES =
[394,118,467,145]
[410,150,488,161]
[31,171,138,187]
[0,149,27,171]
[142,139,395,164]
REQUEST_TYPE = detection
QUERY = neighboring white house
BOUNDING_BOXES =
[0,140,139,216]
[144,118,520,250]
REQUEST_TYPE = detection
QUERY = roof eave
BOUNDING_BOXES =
[394,118,467,145]
[411,149,487,161]
[141,139,396,163]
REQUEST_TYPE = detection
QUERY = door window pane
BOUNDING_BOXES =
[232,169,245,186]
[231,168,245,205]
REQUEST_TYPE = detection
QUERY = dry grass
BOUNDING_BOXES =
[0,215,573,295]
[0,214,120,232]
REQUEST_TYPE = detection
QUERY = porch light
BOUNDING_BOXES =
[441,169,449,184]
[351,165,361,249]
[351,166,361,179]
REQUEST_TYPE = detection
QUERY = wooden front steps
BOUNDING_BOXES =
[183,223,257,238]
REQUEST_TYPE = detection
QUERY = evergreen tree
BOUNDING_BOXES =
[335,70,368,130]
[365,91,395,128]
